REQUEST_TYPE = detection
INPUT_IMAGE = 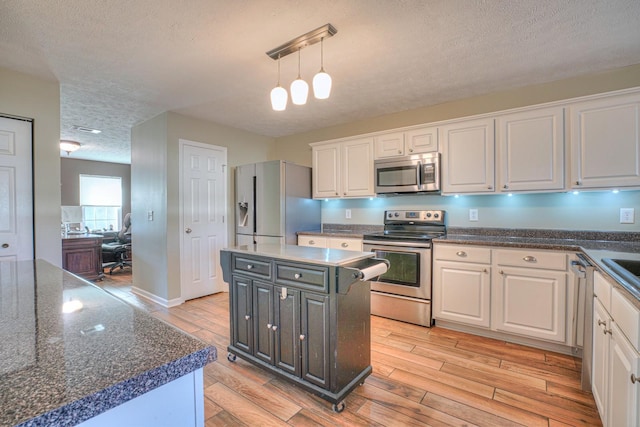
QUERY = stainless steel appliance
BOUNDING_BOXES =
[363,210,446,326]
[235,160,320,245]
[374,152,440,195]
[570,253,595,392]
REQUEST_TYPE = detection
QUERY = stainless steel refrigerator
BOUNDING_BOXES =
[235,160,320,245]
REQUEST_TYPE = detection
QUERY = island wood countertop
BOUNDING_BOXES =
[0,260,216,427]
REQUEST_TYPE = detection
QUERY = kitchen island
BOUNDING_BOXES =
[220,244,387,412]
[0,260,216,427]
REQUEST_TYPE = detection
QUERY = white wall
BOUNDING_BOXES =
[0,67,62,265]
[321,190,640,232]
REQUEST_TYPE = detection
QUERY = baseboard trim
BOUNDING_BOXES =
[131,286,184,308]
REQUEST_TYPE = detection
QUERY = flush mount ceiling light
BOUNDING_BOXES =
[266,23,337,111]
[60,140,81,155]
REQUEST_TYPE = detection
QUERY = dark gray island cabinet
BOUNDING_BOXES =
[220,244,388,412]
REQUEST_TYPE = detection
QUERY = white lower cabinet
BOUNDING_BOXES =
[592,271,640,427]
[433,244,575,348]
[298,235,363,252]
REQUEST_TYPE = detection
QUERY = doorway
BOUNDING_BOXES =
[179,139,228,300]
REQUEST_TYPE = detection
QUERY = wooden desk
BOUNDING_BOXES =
[62,233,103,280]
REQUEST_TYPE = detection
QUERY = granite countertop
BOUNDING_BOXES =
[297,224,384,239]
[0,260,216,427]
[224,243,374,266]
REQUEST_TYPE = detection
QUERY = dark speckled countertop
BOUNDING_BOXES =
[0,260,216,427]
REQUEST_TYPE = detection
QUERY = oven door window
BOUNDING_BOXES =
[373,250,420,287]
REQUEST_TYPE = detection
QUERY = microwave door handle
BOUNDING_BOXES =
[416,161,423,189]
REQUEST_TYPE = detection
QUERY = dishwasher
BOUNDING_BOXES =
[570,253,595,392]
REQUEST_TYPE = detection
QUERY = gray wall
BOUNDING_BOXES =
[0,67,61,265]
[60,158,131,221]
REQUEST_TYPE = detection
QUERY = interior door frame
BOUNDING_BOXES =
[0,114,35,261]
[178,139,228,299]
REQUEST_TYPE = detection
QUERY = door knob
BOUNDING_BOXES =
[185,228,192,234]
[1,243,8,248]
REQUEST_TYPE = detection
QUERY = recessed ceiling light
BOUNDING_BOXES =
[71,125,101,134]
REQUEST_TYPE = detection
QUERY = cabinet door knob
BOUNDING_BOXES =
[487,186,493,190]
[341,242,348,248]
[576,180,582,186]
[267,323,272,329]
[456,251,467,257]
[503,184,508,189]
[409,148,413,152]
[272,325,278,331]
[246,264,253,270]
[294,273,302,279]
[299,334,305,341]
[398,150,402,154]
[483,268,488,273]
[632,374,639,384]
[522,256,537,263]
[244,315,250,320]
[1,243,8,248]
[499,270,504,275]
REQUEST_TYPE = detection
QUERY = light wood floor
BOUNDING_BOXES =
[100,272,602,426]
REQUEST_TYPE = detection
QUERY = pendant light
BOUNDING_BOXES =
[270,55,288,111]
[290,49,309,105]
[313,38,332,99]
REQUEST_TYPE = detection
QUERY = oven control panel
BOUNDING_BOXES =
[384,210,445,224]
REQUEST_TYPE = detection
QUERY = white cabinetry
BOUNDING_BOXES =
[592,270,640,427]
[570,92,640,189]
[496,106,565,192]
[311,138,374,199]
[374,126,438,159]
[298,234,363,252]
[440,118,495,194]
[433,246,491,328]
[433,243,576,349]
[493,249,568,343]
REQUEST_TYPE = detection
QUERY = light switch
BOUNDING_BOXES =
[147,210,154,221]
[345,209,352,219]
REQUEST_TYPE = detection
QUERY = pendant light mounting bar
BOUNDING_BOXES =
[266,24,337,60]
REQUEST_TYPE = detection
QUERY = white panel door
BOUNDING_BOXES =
[180,140,227,300]
[0,116,33,262]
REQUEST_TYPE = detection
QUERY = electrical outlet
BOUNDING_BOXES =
[469,209,479,222]
[620,208,635,224]
[345,209,352,219]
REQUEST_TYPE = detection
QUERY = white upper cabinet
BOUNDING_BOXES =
[570,92,640,189]
[440,118,495,194]
[374,126,438,159]
[497,106,565,192]
[311,138,374,199]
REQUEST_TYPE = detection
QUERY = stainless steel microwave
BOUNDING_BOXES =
[374,152,440,195]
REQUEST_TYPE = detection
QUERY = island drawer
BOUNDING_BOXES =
[494,249,567,270]
[233,255,272,278]
[275,262,329,292]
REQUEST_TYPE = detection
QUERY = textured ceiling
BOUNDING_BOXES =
[1,0,640,164]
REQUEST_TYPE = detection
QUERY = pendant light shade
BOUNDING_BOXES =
[290,49,309,105]
[313,38,332,99]
[270,55,288,111]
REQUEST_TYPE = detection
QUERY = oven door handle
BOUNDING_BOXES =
[363,240,431,249]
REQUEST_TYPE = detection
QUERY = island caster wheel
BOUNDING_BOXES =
[227,352,237,362]
[332,401,345,413]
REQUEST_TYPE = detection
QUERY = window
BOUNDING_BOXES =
[79,175,122,231]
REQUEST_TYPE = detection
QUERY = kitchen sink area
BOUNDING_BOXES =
[602,258,640,298]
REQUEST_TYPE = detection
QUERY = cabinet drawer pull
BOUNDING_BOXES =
[294,273,302,279]
[456,251,467,257]
[1,243,8,249]
[341,242,348,248]
[597,319,607,327]
[523,256,537,263]
[483,268,488,273]
[272,325,278,331]
[632,374,639,384]
[244,315,250,320]
[487,185,493,190]
[299,334,305,341]
[309,240,315,245]
[604,328,612,335]
[246,264,253,270]
[267,323,272,329]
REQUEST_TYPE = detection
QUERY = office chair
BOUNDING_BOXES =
[102,213,132,274]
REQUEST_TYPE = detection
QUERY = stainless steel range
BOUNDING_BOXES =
[363,210,446,327]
